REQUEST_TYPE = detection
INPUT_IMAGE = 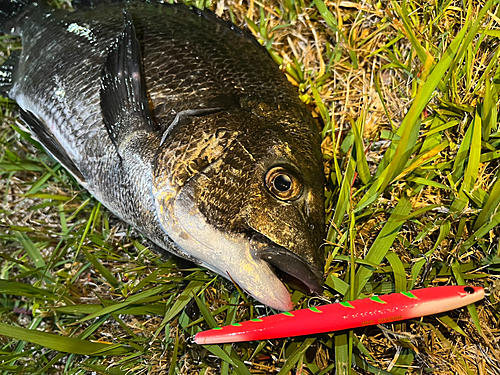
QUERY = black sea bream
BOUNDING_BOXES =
[0,0,325,311]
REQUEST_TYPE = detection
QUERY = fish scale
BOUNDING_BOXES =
[0,0,325,311]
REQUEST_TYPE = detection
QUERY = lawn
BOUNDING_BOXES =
[0,0,499,374]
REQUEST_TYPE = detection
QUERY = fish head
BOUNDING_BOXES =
[151,108,325,310]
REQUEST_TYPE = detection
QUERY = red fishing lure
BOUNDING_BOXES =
[194,286,484,344]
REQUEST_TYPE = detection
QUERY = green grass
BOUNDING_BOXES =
[1,0,500,374]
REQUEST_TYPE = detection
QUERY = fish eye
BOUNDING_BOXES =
[265,167,302,201]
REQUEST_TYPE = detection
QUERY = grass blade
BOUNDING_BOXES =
[0,323,132,356]
[354,196,412,295]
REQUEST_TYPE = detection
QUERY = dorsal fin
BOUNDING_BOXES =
[100,10,154,156]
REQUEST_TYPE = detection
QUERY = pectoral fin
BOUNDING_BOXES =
[100,10,154,155]
[19,109,85,183]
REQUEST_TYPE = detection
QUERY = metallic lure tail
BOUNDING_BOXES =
[194,286,485,344]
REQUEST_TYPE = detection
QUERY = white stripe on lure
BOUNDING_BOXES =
[194,285,484,344]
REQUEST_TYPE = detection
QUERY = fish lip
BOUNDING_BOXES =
[249,233,323,294]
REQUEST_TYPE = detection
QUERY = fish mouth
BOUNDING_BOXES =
[250,233,323,294]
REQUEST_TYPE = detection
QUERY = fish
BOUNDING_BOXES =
[0,0,325,311]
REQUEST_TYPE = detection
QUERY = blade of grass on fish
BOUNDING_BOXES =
[354,196,412,295]
[0,322,132,356]
[73,284,173,324]
[276,337,316,375]
[355,15,472,212]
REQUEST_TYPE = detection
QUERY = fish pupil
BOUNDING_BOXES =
[274,174,292,192]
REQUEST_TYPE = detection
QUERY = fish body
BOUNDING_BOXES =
[0,0,325,310]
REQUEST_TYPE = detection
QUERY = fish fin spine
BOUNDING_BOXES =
[100,10,154,156]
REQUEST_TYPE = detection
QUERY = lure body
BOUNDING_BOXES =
[194,286,484,344]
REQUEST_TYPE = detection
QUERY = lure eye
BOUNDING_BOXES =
[464,286,475,294]
[265,167,302,201]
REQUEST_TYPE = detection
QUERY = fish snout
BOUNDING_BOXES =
[250,233,323,294]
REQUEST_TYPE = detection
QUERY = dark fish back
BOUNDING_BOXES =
[9,2,306,164]
[135,3,302,127]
